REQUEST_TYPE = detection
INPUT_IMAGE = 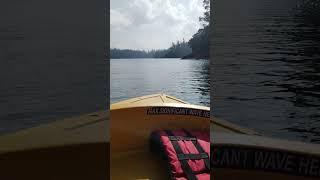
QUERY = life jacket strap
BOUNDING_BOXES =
[165,130,198,180]
[183,129,210,171]
[177,153,209,160]
[168,136,197,141]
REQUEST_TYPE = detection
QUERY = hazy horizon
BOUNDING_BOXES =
[110,0,204,50]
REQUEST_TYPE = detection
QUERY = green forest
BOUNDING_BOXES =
[111,0,210,59]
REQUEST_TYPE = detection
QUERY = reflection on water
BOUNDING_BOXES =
[212,0,320,143]
[111,58,210,107]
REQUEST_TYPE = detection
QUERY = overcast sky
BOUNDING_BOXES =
[111,0,204,50]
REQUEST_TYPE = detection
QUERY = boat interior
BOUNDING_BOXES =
[110,94,210,179]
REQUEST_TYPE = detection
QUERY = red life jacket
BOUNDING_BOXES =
[150,129,210,180]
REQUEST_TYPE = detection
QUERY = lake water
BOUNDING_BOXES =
[212,0,320,143]
[111,58,210,107]
[0,1,106,135]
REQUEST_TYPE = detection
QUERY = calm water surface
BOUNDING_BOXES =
[0,1,106,135]
[111,58,210,106]
[212,0,320,143]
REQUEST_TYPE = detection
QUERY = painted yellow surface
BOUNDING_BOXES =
[1,93,318,179]
[110,94,210,179]
[211,117,259,135]
[111,149,169,180]
[0,111,108,153]
[111,93,207,110]
[0,111,109,180]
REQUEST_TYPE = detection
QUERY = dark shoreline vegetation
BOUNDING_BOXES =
[298,0,320,25]
[111,0,209,60]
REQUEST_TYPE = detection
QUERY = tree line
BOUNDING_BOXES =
[111,40,192,59]
[111,0,210,59]
[298,0,320,24]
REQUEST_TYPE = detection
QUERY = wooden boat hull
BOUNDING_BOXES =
[111,106,209,152]
[212,119,320,180]
[0,93,319,179]
[111,94,320,179]
[0,111,109,179]
[110,94,210,179]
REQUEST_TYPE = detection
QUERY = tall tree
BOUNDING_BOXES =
[199,0,210,26]
[188,0,210,59]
